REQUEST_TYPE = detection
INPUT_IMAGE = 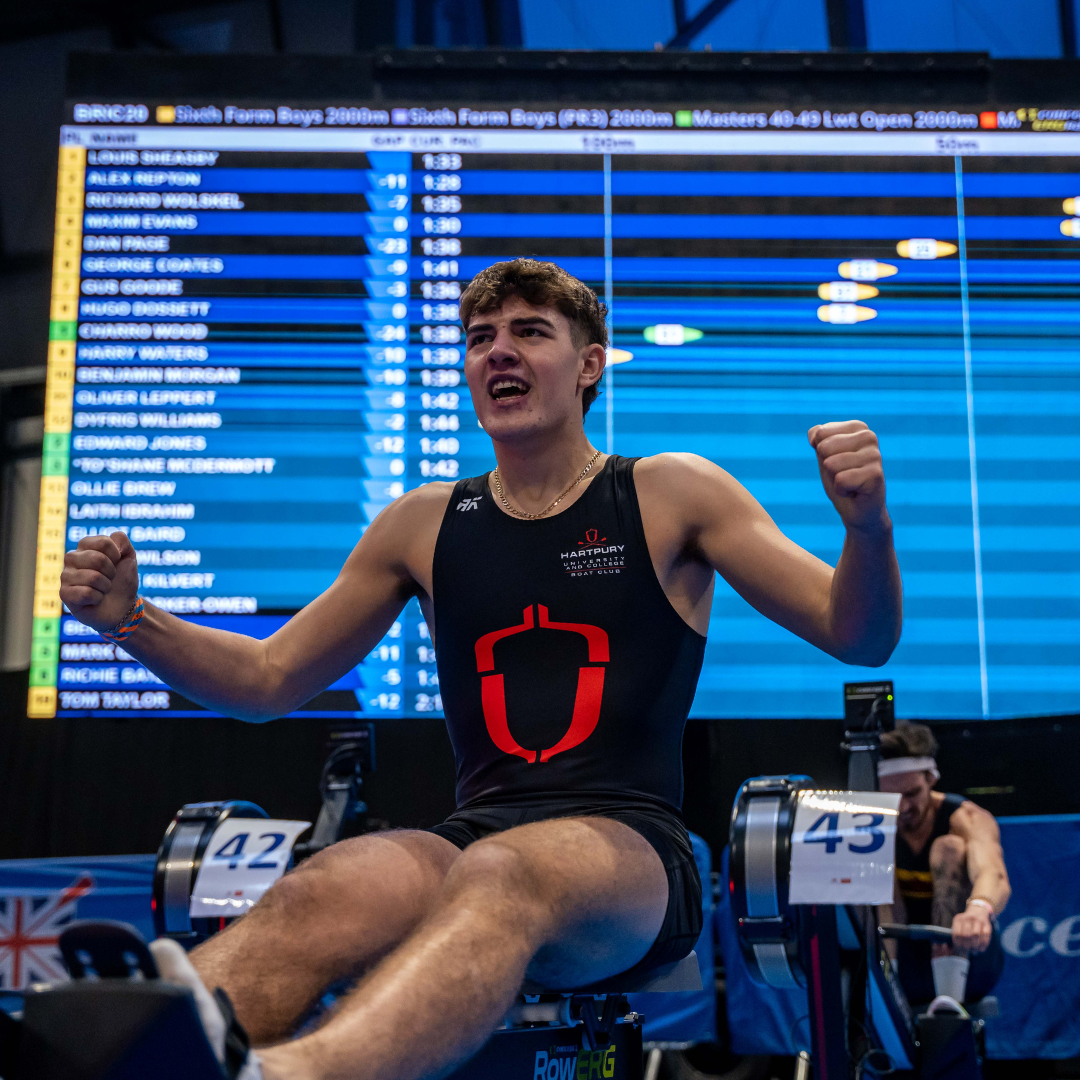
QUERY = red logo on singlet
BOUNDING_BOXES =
[474,604,608,763]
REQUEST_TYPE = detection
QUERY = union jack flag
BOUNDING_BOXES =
[0,875,94,989]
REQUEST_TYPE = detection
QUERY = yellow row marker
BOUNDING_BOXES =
[29,144,85,718]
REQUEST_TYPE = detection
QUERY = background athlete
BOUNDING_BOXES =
[59,258,902,1080]
[878,722,1010,1006]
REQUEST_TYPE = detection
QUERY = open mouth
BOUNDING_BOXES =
[489,377,530,402]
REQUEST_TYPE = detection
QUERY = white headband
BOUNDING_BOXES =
[878,756,940,782]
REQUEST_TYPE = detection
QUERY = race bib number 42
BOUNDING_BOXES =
[189,818,311,918]
[787,790,901,905]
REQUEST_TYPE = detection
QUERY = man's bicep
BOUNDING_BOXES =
[953,805,1008,876]
[258,521,418,709]
[687,461,837,649]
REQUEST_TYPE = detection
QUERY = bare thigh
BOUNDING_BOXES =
[456,815,670,988]
[192,828,460,1040]
[259,815,671,1080]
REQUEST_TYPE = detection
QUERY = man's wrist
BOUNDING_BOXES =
[844,510,893,540]
[966,897,995,916]
[100,595,145,642]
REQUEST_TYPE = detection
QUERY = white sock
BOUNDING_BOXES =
[150,938,263,1078]
[931,954,970,1003]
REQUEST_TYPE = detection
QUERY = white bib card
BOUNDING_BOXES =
[788,790,901,905]
[189,818,311,918]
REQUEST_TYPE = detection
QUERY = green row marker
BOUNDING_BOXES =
[42,430,70,477]
[29,617,61,687]
[33,385,73,700]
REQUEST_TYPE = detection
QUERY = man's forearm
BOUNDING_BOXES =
[119,602,283,721]
[967,852,1011,915]
[828,520,903,666]
[968,873,1010,916]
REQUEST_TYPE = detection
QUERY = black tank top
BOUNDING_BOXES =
[431,455,707,813]
[895,792,965,924]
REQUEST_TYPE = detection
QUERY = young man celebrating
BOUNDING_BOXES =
[878,723,1010,1006]
[60,259,902,1080]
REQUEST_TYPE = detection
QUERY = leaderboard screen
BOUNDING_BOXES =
[29,102,1080,721]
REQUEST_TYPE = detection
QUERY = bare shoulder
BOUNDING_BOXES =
[951,799,1000,839]
[365,481,455,539]
[388,480,457,520]
[633,452,757,518]
[343,481,455,577]
[635,451,734,490]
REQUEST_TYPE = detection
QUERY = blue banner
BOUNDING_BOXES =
[991,815,1080,1059]
[0,855,155,1001]
[629,832,717,1047]
[715,814,1080,1060]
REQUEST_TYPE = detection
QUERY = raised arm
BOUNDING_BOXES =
[640,420,902,665]
[59,484,450,721]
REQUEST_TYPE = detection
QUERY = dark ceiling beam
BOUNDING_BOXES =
[1061,0,1077,57]
[266,0,285,52]
[667,0,738,49]
[825,0,867,50]
[0,0,244,45]
[481,0,522,47]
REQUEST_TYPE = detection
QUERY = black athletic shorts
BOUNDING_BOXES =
[896,920,1005,1006]
[429,798,703,976]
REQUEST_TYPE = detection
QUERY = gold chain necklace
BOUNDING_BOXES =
[492,449,602,520]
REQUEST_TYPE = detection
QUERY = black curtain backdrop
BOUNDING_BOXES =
[2,668,1076,861]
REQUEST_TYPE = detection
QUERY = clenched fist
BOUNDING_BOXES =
[60,532,140,633]
[950,904,994,955]
[808,420,889,532]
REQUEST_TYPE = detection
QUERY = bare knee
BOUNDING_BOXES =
[442,839,555,930]
[259,829,458,932]
[930,833,966,875]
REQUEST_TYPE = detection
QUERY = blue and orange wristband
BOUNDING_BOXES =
[100,596,145,643]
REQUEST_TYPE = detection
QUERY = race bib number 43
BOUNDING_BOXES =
[787,790,901,905]
[189,818,311,918]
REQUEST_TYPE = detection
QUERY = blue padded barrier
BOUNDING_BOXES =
[629,831,718,1047]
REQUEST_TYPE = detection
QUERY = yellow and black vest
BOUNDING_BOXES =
[895,792,965,923]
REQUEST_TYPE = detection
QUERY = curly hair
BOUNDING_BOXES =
[880,722,939,760]
[459,259,608,416]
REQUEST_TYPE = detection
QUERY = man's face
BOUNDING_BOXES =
[463,296,604,443]
[879,770,934,829]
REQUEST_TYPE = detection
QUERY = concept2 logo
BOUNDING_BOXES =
[474,605,608,762]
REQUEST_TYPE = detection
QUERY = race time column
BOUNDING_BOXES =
[407,150,472,716]
[43,137,416,720]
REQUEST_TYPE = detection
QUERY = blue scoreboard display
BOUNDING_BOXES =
[28,104,1080,722]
